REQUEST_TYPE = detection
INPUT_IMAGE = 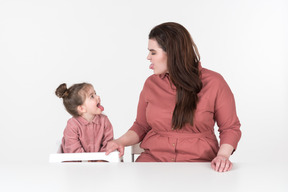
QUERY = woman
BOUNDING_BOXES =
[106,22,241,172]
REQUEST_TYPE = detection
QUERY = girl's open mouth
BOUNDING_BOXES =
[97,103,104,111]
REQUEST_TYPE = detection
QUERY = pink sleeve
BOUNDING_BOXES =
[215,76,241,151]
[129,79,152,141]
[99,117,114,152]
[62,119,85,153]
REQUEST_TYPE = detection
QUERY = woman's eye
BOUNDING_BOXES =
[151,52,156,55]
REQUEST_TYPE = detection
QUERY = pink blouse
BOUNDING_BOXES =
[130,64,241,162]
[62,114,113,153]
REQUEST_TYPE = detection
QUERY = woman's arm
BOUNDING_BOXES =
[212,75,241,172]
[106,78,152,157]
[105,130,140,157]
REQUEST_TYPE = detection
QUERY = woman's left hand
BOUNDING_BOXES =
[211,155,232,172]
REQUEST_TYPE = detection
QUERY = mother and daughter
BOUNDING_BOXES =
[56,22,241,172]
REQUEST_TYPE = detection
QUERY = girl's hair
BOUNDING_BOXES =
[149,22,203,130]
[55,83,92,117]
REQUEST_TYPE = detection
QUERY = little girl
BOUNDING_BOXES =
[55,82,114,153]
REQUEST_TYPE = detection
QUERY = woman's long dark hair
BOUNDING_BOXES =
[149,22,202,130]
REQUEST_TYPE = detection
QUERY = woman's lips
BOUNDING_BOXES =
[149,64,154,69]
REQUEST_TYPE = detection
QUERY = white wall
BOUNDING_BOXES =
[0,0,287,163]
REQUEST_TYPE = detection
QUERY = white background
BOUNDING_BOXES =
[0,0,287,163]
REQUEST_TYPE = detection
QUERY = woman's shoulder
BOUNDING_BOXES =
[145,74,169,84]
[143,74,171,92]
[201,67,226,85]
[145,74,159,82]
[202,67,224,78]
[142,74,158,87]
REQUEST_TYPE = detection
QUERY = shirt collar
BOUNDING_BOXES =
[159,72,169,79]
[75,115,100,125]
[159,62,202,80]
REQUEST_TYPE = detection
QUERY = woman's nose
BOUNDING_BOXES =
[147,53,151,60]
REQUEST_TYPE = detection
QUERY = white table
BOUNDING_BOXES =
[0,162,287,192]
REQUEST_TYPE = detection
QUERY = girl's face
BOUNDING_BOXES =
[82,86,103,116]
[147,39,168,75]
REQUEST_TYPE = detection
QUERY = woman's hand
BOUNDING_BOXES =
[211,155,233,172]
[211,144,234,172]
[105,130,140,158]
[105,140,125,157]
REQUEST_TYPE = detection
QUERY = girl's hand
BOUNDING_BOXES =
[211,155,233,172]
[105,140,125,157]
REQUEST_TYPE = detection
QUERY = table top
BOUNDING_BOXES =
[0,162,287,192]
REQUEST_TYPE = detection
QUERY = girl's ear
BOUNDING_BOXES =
[77,105,86,114]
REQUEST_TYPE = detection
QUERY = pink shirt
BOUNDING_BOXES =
[130,64,241,162]
[62,114,113,153]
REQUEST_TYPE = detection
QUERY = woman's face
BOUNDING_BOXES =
[147,39,168,75]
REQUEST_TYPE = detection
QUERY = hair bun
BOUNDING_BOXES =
[55,83,68,98]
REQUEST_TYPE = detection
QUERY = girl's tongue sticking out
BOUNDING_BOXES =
[97,103,104,111]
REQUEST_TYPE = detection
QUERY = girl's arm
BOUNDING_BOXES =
[62,120,85,153]
[100,117,114,152]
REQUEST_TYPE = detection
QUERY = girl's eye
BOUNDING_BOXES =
[151,52,156,55]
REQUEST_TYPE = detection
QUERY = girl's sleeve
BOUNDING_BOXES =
[215,76,241,152]
[129,78,152,141]
[99,117,114,152]
[62,120,85,153]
